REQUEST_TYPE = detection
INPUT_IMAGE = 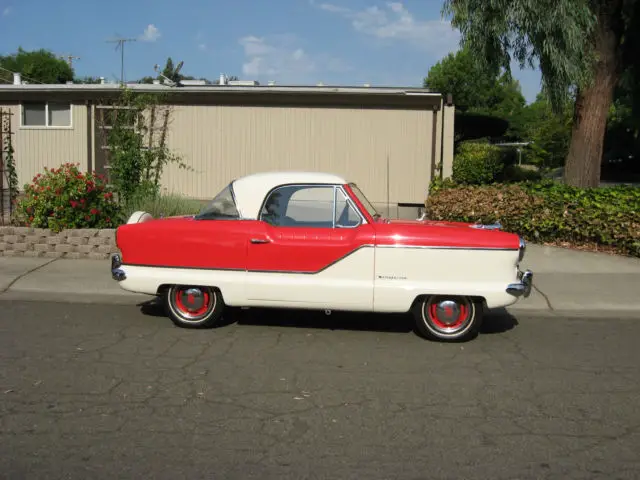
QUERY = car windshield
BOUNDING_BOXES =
[349,183,382,220]
[195,183,241,220]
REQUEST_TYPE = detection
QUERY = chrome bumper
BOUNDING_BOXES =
[506,269,533,298]
[111,254,126,281]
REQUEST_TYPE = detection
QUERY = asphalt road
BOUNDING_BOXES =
[1,300,639,480]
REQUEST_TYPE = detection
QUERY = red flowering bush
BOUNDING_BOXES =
[15,163,121,231]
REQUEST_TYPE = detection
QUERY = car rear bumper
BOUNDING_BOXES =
[506,269,533,298]
[111,253,126,281]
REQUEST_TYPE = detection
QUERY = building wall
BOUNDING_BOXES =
[1,102,89,188]
[159,104,438,206]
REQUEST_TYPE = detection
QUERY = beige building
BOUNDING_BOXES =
[0,77,455,217]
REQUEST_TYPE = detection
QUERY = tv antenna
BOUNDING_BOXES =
[153,60,184,86]
[59,54,80,69]
[106,36,136,84]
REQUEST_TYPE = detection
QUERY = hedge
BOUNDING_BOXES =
[452,141,505,185]
[425,180,640,257]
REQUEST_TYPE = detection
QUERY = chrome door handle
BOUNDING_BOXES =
[250,238,270,244]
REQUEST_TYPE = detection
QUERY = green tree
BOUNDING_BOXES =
[161,57,181,83]
[0,48,74,84]
[601,69,640,180]
[74,76,103,84]
[521,93,574,168]
[424,46,527,140]
[442,0,639,187]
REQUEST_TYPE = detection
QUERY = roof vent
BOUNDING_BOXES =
[13,72,21,85]
[228,80,259,86]
[180,79,207,86]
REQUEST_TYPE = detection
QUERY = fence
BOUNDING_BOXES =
[1,108,17,225]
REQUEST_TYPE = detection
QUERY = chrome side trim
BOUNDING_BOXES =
[375,244,518,251]
[470,222,502,230]
[506,269,533,298]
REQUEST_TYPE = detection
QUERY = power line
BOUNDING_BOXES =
[106,37,136,84]
[0,65,46,84]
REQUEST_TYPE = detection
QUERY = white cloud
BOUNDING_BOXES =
[238,34,350,81]
[139,24,161,42]
[2,7,12,16]
[314,2,460,54]
[198,43,207,51]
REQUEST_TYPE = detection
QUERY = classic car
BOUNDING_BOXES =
[111,171,533,342]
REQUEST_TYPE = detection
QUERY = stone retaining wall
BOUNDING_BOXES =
[0,227,119,260]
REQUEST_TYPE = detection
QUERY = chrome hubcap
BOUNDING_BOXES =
[172,286,215,322]
[435,300,460,325]
[181,288,205,311]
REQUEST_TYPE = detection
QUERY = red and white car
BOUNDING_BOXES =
[111,171,532,342]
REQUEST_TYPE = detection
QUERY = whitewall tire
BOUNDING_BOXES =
[413,295,482,342]
[164,285,225,329]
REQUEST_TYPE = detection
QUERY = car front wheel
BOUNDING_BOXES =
[164,285,225,329]
[413,295,482,342]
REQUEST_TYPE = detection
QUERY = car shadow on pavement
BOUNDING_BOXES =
[234,308,416,334]
[480,308,519,335]
[137,298,520,336]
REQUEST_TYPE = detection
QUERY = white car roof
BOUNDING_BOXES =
[231,171,349,219]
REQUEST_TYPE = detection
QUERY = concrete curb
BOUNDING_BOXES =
[1,290,640,321]
[0,289,152,306]
[2,250,640,317]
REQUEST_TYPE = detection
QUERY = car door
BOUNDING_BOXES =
[245,184,375,311]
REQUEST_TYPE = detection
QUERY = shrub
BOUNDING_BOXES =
[121,192,204,222]
[452,141,505,185]
[425,181,640,257]
[15,163,121,232]
[499,165,542,183]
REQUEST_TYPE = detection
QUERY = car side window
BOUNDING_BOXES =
[261,185,347,228]
[335,188,362,227]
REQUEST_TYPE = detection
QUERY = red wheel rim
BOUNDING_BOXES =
[172,286,214,320]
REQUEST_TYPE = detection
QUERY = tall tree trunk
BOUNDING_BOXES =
[564,11,620,188]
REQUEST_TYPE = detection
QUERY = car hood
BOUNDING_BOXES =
[385,218,498,229]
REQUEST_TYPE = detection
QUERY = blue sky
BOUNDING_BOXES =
[0,0,543,102]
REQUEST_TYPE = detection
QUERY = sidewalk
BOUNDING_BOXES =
[1,244,640,315]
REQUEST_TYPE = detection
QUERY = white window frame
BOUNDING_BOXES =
[20,101,73,129]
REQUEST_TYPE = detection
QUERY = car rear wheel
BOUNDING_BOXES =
[164,285,224,329]
[413,295,482,342]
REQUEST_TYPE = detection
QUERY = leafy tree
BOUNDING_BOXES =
[424,46,527,140]
[602,69,640,180]
[424,47,500,111]
[161,57,181,83]
[521,93,574,168]
[0,48,74,84]
[74,76,103,84]
[442,0,640,187]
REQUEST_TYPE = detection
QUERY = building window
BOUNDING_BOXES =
[21,102,72,127]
